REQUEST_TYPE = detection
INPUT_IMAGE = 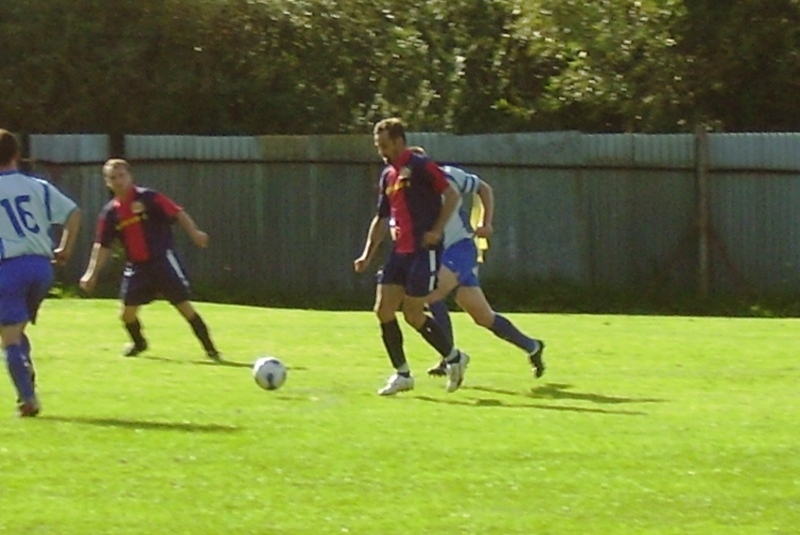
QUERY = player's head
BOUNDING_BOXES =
[0,129,21,168]
[102,158,134,197]
[373,117,407,164]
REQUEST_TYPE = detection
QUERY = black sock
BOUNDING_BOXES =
[380,319,407,370]
[125,320,147,347]
[417,317,454,359]
[188,314,216,353]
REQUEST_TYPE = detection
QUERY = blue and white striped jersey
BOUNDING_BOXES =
[441,165,481,249]
[0,171,78,260]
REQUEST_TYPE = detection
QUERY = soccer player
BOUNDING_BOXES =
[0,129,81,417]
[354,118,470,395]
[408,147,546,379]
[79,159,220,360]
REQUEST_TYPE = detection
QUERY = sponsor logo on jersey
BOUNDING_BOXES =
[116,213,147,230]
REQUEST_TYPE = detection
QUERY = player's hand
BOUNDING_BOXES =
[192,230,209,248]
[354,255,370,273]
[422,230,442,248]
[475,224,494,239]
[79,274,97,294]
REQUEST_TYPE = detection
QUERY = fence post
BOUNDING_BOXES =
[695,125,711,298]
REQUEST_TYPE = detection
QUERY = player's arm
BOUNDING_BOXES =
[151,191,208,248]
[423,183,459,248]
[53,208,81,265]
[79,243,112,294]
[354,215,389,273]
[175,210,209,248]
[79,210,117,294]
[355,173,391,272]
[41,181,82,265]
[474,179,494,239]
[422,161,459,247]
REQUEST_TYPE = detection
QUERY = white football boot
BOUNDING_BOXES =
[445,351,470,392]
[377,373,415,396]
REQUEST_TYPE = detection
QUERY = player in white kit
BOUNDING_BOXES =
[0,129,81,416]
[409,148,545,379]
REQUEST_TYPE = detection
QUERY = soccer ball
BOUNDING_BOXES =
[252,356,287,391]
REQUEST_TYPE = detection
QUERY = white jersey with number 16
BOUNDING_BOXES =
[0,171,78,260]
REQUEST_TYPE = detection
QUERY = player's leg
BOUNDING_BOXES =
[21,265,51,397]
[1,322,38,416]
[374,283,413,395]
[427,265,459,344]
[21,333,34,391]
[455,286,546,378]
[373,251,414,395]
[120,304,148,356]
[425,266,459,377]
[375,282,406,370]
[425,239,477,378]
[119,263,151,356]
[404,248,469,392]
[0,256,51,416]
[174,300,220,360]
[159,251,220,360]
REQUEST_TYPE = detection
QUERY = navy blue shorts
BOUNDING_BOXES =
[120,250,191,306]
[0,255,53,325]
[377,247,442,297]
[442,239,480,287]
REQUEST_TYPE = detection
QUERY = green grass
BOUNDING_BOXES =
[1,299,798,534]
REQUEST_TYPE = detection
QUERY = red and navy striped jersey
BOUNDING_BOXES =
[95,186,182,263]
[377,149,450,253]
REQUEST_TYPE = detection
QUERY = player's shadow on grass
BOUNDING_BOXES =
[194,359,255,368]
[43,415,240,433]
[140,355,307,371]
[413,396,646,416]
[139,354,251,368]
[470,383,667,405]
[194,360,308,372]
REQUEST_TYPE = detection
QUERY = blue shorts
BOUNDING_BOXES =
[377,247,442,297]
[442,239,480,287]
[121,251,191,306]
[0,255,53,326]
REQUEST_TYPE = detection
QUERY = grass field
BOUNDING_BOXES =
[1,298,798,535]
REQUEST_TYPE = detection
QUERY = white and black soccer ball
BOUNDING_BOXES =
[252,356,287,391]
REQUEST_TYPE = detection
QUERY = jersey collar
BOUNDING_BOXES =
[112,185,138,208]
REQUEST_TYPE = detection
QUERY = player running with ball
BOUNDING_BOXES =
[354,118,470,395]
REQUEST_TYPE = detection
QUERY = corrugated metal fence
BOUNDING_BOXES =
[25,132,800,303]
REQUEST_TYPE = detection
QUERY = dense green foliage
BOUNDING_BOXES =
[2,0,799,134]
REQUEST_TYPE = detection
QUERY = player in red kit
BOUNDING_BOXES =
[354,118,470,395]
[80,159,220,360]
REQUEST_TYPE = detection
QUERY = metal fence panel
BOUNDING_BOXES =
[709,132,800,171]
[710,172,800,291]
[24,131,800,300]
[29,134,109,164]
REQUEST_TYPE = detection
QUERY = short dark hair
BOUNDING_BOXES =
[0,129,20,166]
[373,117,406,143]
[102,158,131,177]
